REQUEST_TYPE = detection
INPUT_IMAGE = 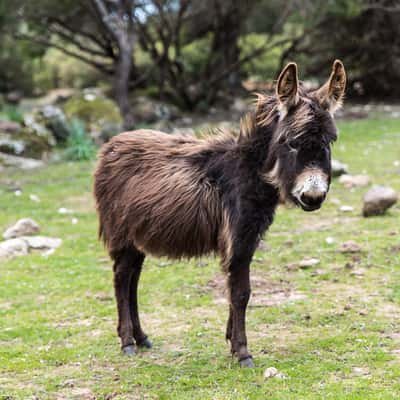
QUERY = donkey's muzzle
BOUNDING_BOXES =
[300,191,326,211]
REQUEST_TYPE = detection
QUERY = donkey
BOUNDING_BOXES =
[94,60,346,367]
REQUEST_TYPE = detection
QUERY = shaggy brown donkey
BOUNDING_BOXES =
[94,60,346,367]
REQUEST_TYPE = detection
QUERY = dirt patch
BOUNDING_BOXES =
[206,271,307,307]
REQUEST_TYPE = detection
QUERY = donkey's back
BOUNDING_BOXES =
[94,129,230,259]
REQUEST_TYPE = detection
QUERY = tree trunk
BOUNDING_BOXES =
[114,39,135,131]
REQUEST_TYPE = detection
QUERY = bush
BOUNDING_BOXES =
[64,119,96,161]
[0,104,24,123]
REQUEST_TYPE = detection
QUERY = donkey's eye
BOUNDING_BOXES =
[288,140,300,150]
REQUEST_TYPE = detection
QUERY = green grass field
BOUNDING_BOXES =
[1,117,400,399]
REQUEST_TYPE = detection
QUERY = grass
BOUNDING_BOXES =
[0,116,400,399]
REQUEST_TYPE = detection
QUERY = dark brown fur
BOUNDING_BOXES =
[94,61,346,366]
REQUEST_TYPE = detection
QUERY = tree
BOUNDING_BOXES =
[2,0,137,129]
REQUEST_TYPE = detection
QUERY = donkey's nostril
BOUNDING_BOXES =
[300,192,325,208]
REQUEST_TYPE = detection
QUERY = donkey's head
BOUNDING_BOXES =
[265,60,346,211]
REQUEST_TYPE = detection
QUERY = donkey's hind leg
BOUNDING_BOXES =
[113,248,135,355]
[129,251,152,349]
[112,246,148,355]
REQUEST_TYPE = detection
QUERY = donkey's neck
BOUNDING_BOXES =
[236,96,280,170]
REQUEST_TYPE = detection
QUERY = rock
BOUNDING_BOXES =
[0,134,25,155]
[0,152,45,169]
[362,185,398,217]
[132,96,181,123]
[339,205,354,212]
[299,258,320,269]
[58,207,73,214]
[21,236,62,250]
[0,238,29,261]
[0,120,21,133]
[0,113,55,159]
[331,159,348,177]
[339,174,370,188]
[37,105,70,142]
[263,367,286,380]
[64,93,122,143]
[3,218,40,239]
[21,114,56,157]
[6,91,22,104]
[325,237,335,244]
[29,194,40,203]
[339,240,362,253]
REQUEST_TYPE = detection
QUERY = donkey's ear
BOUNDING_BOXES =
[314,60,346,113]
[276,62,299,109]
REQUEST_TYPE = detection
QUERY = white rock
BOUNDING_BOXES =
[58,207,73,214]
[0,238,29,261]
[339,205,354,212]
[299,258,320,268]
[0,152,45,170]
[3,218,40,239]
[263,367,286,380]
[339,174,370,188]
[71,218,78,225]
[325,237,335,244]
[362,185,398,217]
[22,236,62,250]
[29,194,40,203]
[263,367,278,379]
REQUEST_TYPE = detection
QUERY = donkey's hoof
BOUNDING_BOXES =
[138,338,153,349]
[122,345,136,356]
[239,356,254,368]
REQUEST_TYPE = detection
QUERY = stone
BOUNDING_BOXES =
[5,91,22,104]
[21,236,62,250]
[0,153,45,169]
[299,258,320,269]
[0,238,29,261]
[64,93,122,142]
[132,96,181,123]
[3,218,40,239]
[0,120,21,133]
[338,240,362,253]
[339,174,370,188]
[339,205,354,212]
[38,105,70,142]
[331,159,348,177]
[0,114,55,159]
[263,367,286,380]
[362,185,398,217]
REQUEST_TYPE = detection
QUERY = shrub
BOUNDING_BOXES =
[0,104,24,123]
[64,119,96,161]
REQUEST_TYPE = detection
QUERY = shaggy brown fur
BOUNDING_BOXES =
[95,130,233,259]
[94,60,346,367]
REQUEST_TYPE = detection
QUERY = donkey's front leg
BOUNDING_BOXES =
[227,259,253,367]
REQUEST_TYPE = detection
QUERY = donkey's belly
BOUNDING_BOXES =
[130,207,220,259]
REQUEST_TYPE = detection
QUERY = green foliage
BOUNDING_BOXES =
[0,105,24,123]
[63,119,96,161]
[0,36,44,95]
[181,36,212,77]
[64,94,122,127]
[239,33,286,79]
[33,48,104,92]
